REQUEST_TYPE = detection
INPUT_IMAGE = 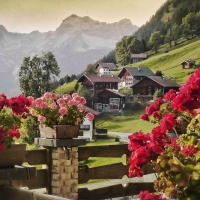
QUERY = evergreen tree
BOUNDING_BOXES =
[19,52,60,98]
[149,31,164,54]
[115,36,143,65]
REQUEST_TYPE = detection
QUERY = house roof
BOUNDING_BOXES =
[180,59,195,65]
[132,76,180,88]
[95,63,117,70]
[106,89,126,97]
[78,74,121,83]
[131,54,148,59]
[98,89,125,97]
[84,106,100,116]
[118,67,155,77]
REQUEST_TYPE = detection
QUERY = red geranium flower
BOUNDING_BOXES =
[182,145,197,157]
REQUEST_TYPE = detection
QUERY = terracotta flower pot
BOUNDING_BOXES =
[0,143,26,167]
[39,125,80,139]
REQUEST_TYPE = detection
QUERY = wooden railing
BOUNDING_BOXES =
[6,144,155,199]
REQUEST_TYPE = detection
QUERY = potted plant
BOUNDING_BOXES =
[29,92,94,139]
[0,93,31,166]
[128,68,200,200]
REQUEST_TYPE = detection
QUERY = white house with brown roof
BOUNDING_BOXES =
[79,106,100,141]
[118,66,155,88]
[131,54,148,63]
[95,63,118,75]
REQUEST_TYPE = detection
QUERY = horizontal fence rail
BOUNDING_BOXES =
[5,143,155,199]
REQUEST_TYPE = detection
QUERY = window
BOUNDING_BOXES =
[78,130,84,136]
[79,125,90,130]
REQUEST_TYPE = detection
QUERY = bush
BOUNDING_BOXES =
[124,102,144,111]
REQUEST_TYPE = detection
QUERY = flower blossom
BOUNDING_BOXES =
[0,93,9,110]
[9,129,20,138]
[164,89,177,101]
[80,97,87,105]
[59,107,68,115]
[68,100,76,106]
[139,190,166,200]
[43,92,53,99]
[9,94,31,116]
[86,112,94,121]
[62,94,72,102]
[160,113,177,132]
[50,102,57,109]
[182,145,197,157]
[38,115,46,123]
[57,98,66,107]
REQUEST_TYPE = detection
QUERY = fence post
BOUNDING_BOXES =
[35,138,85,200]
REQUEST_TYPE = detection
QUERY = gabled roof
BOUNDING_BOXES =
[98,89,125,97]
[84,106,100,116]
[132,76,180,88]
[131,54,148,59]
[180,59,195,65]
[77,74,121,83]
[118,67,155,78]
[96,63,117,70]
[106,89,125,97]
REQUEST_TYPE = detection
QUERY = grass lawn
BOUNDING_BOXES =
[54,79,77,96]
[95,109,156,134]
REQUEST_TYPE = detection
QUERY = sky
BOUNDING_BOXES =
[0,0,167,33]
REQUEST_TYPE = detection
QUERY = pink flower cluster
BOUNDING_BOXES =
[30,92,94,126]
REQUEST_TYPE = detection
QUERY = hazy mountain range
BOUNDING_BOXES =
[0,14,138,97]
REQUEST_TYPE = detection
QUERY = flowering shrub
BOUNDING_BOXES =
[0,94,31,151]
[29,92,94,127]
[128,68,200,199]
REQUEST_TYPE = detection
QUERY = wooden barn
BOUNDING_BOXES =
[131,76,180,103]
[94,89,126,112]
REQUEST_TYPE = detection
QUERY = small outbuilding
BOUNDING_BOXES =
[181,59,195,69]
[95,89,126,112]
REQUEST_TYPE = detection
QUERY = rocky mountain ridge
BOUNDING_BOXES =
[0,14,138,97]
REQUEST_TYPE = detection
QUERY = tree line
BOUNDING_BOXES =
[115,11,200,66]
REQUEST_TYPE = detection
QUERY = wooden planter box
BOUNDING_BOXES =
[39,125,80,139]
[0,144,26,167]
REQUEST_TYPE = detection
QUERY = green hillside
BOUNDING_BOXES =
[118,37,200,85]
[55,37,200,95]
[54,79,77,96]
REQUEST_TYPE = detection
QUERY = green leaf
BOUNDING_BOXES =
[195,151,200,161]
[192,171,200,180]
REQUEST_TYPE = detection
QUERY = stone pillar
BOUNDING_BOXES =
[34,138,86,200]
[51,147,78,199]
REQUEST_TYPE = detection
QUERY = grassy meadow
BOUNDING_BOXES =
[95,109,155,134]
[54,79,77,96]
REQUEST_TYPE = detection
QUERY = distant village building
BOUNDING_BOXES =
[130,76,180,103]
[77,74,121,96]
[79,106,99,141]
[131,54,148,63]
[118,67,155,88]
[95,89,126,112]
[95,63,118,75]
[181,59,195,69]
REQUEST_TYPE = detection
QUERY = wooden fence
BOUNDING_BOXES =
[1,144,155,199]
